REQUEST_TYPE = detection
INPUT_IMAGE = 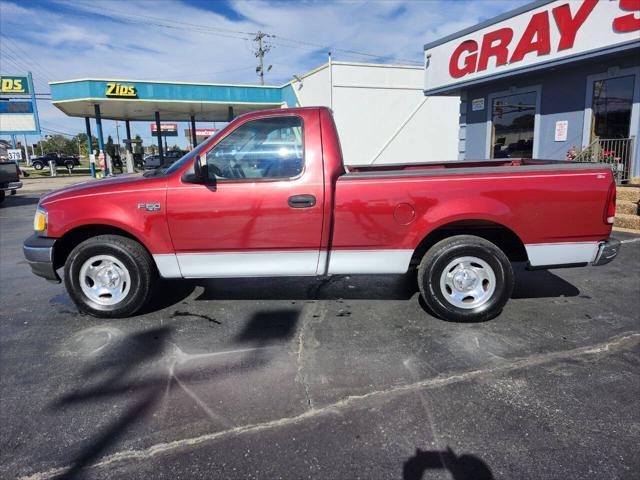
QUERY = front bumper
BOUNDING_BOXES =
[592,238,621,266]
[1,181,23,191]
[23,234,61,283]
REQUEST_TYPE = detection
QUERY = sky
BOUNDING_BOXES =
[0,0,528,149]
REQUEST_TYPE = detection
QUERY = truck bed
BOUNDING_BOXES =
[345,159,610,178]
[332,157,614,258]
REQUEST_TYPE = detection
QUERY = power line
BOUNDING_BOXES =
[0,44,56,89]
[67,8,252,42]
[0,50,52,92]
[41,127,77,137]
[0,34,59,79]
[87,5,254,37]
[270,36,422,65]
[166,66,255,80]
[65,5,421,66]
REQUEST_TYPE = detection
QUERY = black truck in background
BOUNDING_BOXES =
[0,161,22,204]
[30,152,80,171]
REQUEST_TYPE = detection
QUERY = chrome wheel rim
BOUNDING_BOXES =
[79,255,131,306]
[439,256,496,309]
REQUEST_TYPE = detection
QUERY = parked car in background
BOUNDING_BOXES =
[24,107,619,321]
[30,152,80,171]
[0,161,22,204]
[143,151,185,169]
[133,153,144,169]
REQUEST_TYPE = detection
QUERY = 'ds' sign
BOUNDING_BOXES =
[0,76,29,94]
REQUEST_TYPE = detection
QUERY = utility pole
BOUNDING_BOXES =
[115,121,121,156]
[253,31,273,85]
[22,134,30,164]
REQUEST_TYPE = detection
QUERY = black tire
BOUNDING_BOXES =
[32,161,44,170]
[418,235,514,322]
[65,161,75,171]
[64,235,156,318]
[0,190,5,204]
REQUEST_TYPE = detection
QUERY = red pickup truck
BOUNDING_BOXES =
[24,107,619,321]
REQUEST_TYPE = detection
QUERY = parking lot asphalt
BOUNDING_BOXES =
[1,194,639,480]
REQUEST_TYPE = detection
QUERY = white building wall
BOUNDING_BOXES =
[289,61,459,165]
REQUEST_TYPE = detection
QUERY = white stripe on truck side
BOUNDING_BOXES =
[153,249,414,278]
[327,249,414,274]
[176,250,320,278]
[153,254,182,278]
[524,242,599,267]
[153,242,601,278]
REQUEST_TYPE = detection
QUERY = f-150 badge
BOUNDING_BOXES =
[138,203,161,211]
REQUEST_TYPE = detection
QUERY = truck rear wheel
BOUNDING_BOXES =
[418,235,514,322]
[64,235,156,318]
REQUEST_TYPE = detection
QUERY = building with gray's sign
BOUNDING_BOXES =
[423,0,640,182]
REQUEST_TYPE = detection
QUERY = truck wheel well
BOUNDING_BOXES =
[53,225,150,270]
[410,220,528,267]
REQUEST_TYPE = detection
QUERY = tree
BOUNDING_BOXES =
[133,135,143,154]
[105,135,116,158]
[72,133,98,158]
[35,135,75,156]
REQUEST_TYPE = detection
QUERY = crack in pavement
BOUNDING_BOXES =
[295,306,315,409]
[296,300,328,410]
[19,331,640,480]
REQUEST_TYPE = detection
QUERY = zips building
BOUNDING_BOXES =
[49,61,460,169]
[423,0,640,182]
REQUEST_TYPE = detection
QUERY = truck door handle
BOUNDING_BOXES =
[288,194,316,208]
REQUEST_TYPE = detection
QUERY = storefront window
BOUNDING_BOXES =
[591,75,635,140]
[491,91,536,159]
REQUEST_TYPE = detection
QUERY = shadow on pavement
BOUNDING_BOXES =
[403,446,494,480]
[511,263,580,299]
[138,264,579,318]
[47,309,299,479]
[0,195,40,208]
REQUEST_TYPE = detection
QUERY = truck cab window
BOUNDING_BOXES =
[206,116,303,180]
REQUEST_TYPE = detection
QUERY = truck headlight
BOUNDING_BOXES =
[34,207,48,234]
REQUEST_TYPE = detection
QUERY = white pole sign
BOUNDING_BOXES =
[7,149,23,161]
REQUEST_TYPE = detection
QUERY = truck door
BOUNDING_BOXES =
[166,110,325,277]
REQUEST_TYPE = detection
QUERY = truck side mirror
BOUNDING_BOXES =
[184,154,215,188]
[193,154,207,180]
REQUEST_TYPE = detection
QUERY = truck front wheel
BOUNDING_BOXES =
[418,235,514,322]
[64,235,156,318]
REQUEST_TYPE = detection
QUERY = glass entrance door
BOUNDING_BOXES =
[491,91,537,159]
[591,75,635,140]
